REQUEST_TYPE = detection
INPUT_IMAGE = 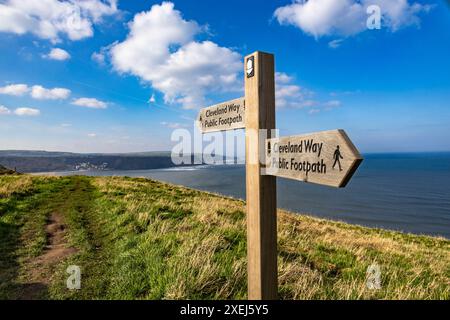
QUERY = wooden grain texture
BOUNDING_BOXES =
[245,51,278,300]
[196,97,245,133]
[265,129,363,188]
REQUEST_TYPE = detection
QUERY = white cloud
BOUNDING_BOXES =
[323,100,342,108]
[87,133,97,137]
[275,72,315,109]
[0,84,29,96]
[91,45,113,66]
[91,51,105,65]
[61,123,72,127]
[275,72,344,113]
[0,0,118,43]
[275,72,293,84]
[0,83,71,100]
[14,107,40,116]
[110,2,242,109]
[72,97,108,109]
[31,85,71,100]
[274,0,432,38]
[0,105,11,115]
[45,48,71,60]
[148,93,156,104]
[308,100,342,114]
[328,39,344,49]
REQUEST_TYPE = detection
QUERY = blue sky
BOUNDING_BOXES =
[0,0,449,154]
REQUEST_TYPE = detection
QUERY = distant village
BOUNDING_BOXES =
[74,162,109,171]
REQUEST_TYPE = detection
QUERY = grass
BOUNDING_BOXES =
[0,175,448,300]
[0,176,75,298]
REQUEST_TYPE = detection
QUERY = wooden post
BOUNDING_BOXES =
[245,51,278,300]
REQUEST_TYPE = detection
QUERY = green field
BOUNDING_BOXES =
[0,175,448,300]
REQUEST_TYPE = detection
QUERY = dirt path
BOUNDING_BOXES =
[18,211,77,300]
[40,213,77,264]
[1,176,98,299]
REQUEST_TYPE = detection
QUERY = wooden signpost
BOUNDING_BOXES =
[265,130,363,188]
[244,52,278,300]
[197,51,363,300]
[196,97,245,133]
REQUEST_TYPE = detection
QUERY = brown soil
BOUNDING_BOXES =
[18,212,77,300]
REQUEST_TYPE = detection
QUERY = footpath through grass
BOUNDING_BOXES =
[0,175,449,300]
[0,175,96,299]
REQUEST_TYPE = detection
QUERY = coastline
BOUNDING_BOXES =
[28,161,450,239]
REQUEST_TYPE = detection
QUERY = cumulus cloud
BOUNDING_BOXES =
[110,2,242,109]
[14,107,40,116]
[72,97,108,109]
[45,48,71,60]
[275,72,344,113]
[0,84,29,96]
[275,72,315,109]
[31,85,71,100]
[0,83,71,100]
[0,105,11,115]
[1,105,43,116]
[0,0,118,42]
[274,0,432,38]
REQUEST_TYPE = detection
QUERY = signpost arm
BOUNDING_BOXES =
[245,51,278,300]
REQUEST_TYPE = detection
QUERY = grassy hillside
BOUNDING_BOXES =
[0,175,448,300]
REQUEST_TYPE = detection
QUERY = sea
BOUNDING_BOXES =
[41,153,450,239]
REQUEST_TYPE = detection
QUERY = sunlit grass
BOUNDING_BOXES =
[0,175,448,300]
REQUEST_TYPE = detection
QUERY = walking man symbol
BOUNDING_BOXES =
[333,145,343,171]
